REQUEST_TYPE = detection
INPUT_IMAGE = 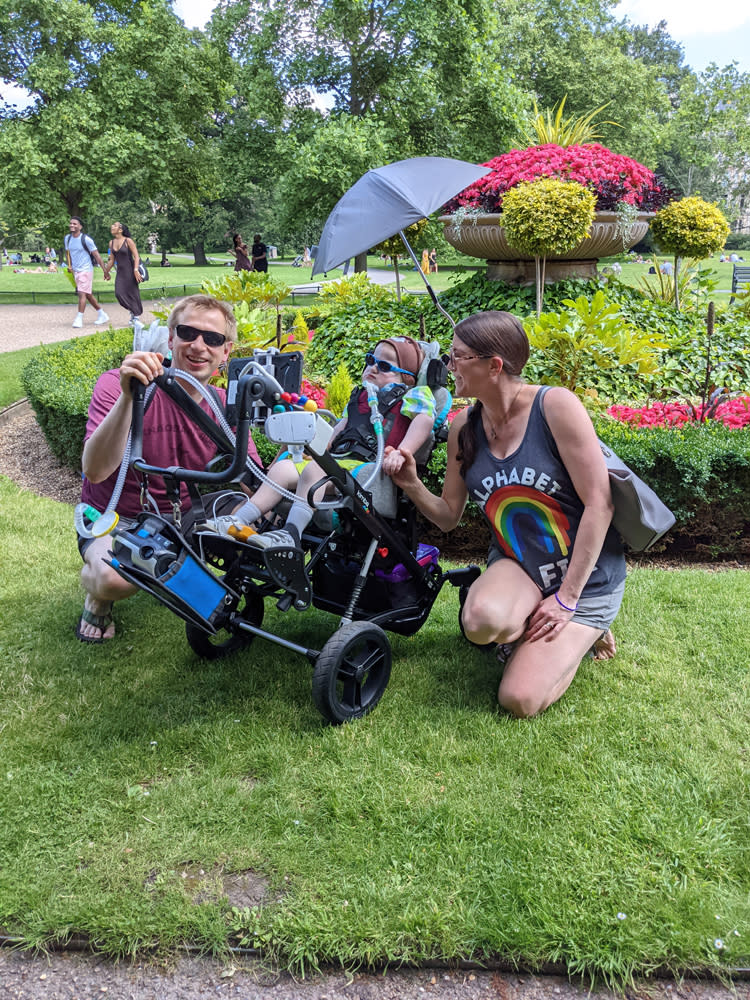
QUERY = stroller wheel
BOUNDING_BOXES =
[312,621,391,724]
[185,591,264,660]
[458,585,496,651]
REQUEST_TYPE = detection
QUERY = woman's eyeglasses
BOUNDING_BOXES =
[442,349,491,365]
[364,352,414,377]
[174,324,227,348]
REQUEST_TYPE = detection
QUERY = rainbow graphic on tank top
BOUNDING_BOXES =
[484,485,572,561]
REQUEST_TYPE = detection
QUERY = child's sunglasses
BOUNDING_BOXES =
[175,324,227,348]
[364,352,414,377]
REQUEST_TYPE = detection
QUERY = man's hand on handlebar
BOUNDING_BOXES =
[119,352,165,398]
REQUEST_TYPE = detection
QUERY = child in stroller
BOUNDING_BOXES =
[105,340,478,723]
[203,337,436,581]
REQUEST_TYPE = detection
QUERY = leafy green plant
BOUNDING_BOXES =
[501,178,596,316]
[325,362,355,418]
[650,197,730,310]
[201,270,292,347]
[517,96,621,147]
[523,290,665,398]
[305,288,429,383]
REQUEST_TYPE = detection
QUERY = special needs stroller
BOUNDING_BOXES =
[104,347,479,724]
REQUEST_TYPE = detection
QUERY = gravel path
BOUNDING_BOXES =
[0,300,165,353]
[0,950,744,1000]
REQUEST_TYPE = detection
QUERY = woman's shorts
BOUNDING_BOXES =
[74,269,93,294]
[487,545,625,631]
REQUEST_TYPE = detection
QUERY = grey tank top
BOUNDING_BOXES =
[462,386,626,598]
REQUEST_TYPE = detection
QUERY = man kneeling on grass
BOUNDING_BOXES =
[75,294,261,642]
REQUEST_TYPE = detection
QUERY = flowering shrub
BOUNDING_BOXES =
[608,397,750,429]
[301,378,327,408]
[444,143,674,214]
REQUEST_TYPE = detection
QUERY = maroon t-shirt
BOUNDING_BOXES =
[81,369,260,517]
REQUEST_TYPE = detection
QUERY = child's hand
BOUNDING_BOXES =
[383,446,405,476]
[385,446,419,489]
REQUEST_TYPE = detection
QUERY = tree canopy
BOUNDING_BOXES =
[1,0,747,253]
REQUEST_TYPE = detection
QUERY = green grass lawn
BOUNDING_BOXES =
[0,475,747,981]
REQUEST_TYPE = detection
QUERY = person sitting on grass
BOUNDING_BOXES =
[75,294,262,643]
[208,337,436,568]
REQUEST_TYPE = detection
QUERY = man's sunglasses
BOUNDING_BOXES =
[364,352,415,377]
[175,324,227,348]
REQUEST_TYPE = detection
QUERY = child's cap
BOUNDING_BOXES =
[375,336,424,386]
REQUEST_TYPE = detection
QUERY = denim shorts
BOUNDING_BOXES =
[486,544,625,631]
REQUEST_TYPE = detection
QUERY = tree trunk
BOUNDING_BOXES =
[673,256,680,311]
[354,251,368,273]
[193,241,208,266]
[392,257,402,301]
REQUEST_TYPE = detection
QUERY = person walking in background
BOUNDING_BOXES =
[421,249,430,274]
[429,248,438,273]
[64,217,109,329]
[230,233,253,272]
[103,222,143,324]
[251,234,268,272]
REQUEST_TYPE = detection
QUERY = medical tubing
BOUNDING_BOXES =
[310,383,384,510]
[74,382,158,538]
[361,380,385,490]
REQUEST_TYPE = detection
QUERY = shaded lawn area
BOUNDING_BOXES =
[0,476,748,982]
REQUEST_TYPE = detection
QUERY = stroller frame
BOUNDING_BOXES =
[106,351,479,724]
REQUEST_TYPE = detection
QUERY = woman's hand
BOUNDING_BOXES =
[382,446,406,476]
[524,593,575,643]
[385,445,418,488]
[134,267,143,283]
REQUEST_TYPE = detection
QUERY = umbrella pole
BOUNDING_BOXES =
[398,230,455,329]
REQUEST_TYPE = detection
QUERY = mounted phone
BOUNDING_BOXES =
[225,349,304,426]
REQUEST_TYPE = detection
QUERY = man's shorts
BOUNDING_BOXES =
[74,269,93,294]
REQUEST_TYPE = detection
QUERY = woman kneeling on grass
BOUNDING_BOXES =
[389,311,625,718]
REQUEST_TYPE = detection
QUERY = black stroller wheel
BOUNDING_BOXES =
[185,591,264,660]
[312,621,392,724]
[458,585,496,651]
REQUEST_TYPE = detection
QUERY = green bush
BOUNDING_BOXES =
[21,328,134,470]
[651,196,730,261]
[305,296,432,382]
[422,420,750,559]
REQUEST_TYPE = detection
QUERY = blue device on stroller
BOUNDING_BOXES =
[105,348,480,724]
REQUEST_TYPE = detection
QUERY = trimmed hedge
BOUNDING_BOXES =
[21,328,135,471]
[423,419,750,560]
[596,419,750,558]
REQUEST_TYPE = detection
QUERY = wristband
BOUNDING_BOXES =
[554,592,578,613]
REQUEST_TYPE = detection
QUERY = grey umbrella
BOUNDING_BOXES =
[311,156,490,327]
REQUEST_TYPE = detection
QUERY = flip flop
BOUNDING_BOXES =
[75,605,114,643]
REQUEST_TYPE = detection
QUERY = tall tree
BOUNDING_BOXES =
[491,0,670,165]
[0,0,229,232]
[212,0,527,161]
[656,64,750,221]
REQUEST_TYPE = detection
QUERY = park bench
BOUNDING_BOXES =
[730,263,750,303]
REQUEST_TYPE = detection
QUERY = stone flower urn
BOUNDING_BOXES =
[439,211,654,282]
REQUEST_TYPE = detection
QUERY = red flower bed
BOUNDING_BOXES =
[445,143,674,214]
[608,397,750,429]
